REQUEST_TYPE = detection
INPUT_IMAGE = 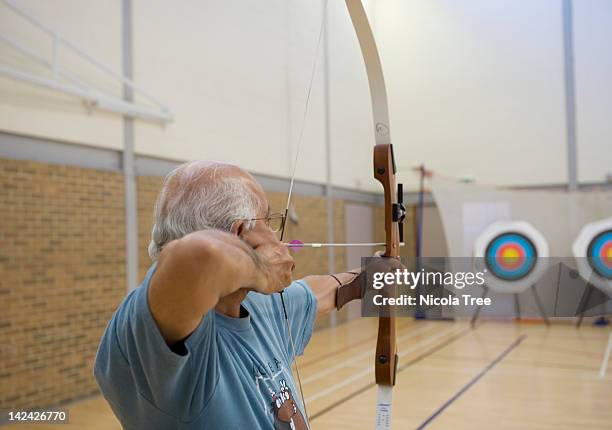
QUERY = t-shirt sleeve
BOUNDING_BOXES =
[94,266,218,420]
[278,279,318,358]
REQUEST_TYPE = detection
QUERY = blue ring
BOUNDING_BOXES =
[485,233,537,281]
[587,229,612,279]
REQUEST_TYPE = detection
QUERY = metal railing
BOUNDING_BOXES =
[0,0,173,123]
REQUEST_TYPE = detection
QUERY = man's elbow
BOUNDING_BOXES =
[162,231,224,274]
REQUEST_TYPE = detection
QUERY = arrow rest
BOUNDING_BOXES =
[394,183,406,243]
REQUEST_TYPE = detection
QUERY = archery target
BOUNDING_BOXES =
[485,233,537,280]
[474,221,549,293]
[588,230,612,278]
[572,218,612,294]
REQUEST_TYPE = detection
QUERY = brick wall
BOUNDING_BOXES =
[0,158,126,411]
[137,176,163,280]
[0,157,414,411]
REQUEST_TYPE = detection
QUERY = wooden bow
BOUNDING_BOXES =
[280,2,405,428]
[346,1,405,428]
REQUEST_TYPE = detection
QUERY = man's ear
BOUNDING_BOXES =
[230,220,245,237]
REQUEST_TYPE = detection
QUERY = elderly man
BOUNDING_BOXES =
[94,161,375,429]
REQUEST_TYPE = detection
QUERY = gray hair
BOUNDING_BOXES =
[148,161,262,260]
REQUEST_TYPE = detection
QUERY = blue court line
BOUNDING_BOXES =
[416,334,527,429]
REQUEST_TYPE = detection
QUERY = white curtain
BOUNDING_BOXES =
[429,177,612,258]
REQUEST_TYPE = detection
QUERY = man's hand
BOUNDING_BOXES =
[336,256,405,310]
[241,222,295,295]
[148,226,292,345]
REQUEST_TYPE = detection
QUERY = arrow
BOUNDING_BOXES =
[284,241,406,248]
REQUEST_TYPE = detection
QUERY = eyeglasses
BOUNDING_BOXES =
[244,212,286,233]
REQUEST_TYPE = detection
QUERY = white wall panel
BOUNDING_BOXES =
[133,0,329,184]
[574,0,612,183]
[0,1,610,189]
[0,0,123,148]
[374,0,567,188]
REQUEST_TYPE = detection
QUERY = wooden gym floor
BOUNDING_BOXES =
[11,319,612,429]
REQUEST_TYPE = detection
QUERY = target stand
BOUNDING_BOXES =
[471,221,550,327]
[573,281,610,328]
[469,283,550,327]
[572,218,612,377]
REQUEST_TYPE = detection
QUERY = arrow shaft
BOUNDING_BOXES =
[283,242,405,248]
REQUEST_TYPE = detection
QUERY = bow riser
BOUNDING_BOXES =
[373,143,399,388]
[373,144,401,259]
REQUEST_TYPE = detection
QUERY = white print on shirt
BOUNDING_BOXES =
[252,358,307,430]
[269,379,307,430]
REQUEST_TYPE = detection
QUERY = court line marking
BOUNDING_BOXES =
[416,333,527,429]
[306,324,466,401]
[309,324,476,421]
[302,323,440,386]
[300,319,419,369]
[431,354,602,373]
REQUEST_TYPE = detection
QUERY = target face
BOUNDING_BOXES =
[474,221,549,293]
[573,219,612,294]
[587,229,612,279]
[485,233,537,280]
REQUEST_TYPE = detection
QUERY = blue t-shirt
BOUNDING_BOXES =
[94,265,317,429]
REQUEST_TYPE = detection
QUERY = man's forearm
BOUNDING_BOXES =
[304,270,359,316]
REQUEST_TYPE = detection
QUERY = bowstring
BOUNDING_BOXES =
[279,1,328,428]
[282,0,328,225]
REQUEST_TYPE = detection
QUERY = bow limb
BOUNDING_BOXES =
[345,0,391,146]
[345,1,401,429]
